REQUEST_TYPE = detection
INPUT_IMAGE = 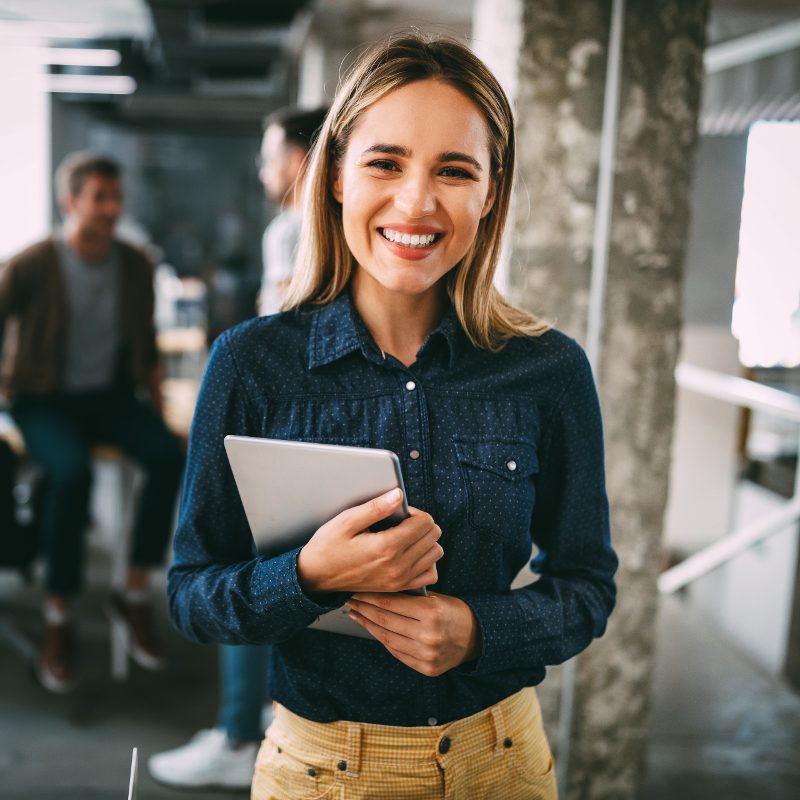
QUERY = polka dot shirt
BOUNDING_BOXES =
[167,290,617,726]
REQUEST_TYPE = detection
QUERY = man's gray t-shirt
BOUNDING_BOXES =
[56,238,121,392]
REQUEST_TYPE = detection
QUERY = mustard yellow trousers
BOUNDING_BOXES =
[251,687,558,800]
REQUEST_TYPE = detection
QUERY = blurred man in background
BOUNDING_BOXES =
[0,151,183,693]
[256,106,328,315]
[148,106,327,791]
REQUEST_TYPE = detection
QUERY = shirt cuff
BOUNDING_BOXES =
[256,546,349,618]
[457,593,526,675]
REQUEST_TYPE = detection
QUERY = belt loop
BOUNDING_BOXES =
[344,722,362,777]
[490,704,506,757]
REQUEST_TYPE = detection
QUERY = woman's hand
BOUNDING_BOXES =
[296,489,443,594]
[346,592,480,676]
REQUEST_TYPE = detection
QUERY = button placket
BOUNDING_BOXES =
[400,373,425,487]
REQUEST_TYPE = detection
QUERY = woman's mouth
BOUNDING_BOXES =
[378,227,443,249]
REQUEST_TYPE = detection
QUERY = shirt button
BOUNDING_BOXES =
[428,717,438,726]
[405,380,416,391]
[337,760,347,771]
[438,736,451,754]
[506,459,517,472]
[409,449,420,460]
[307,767,317,776]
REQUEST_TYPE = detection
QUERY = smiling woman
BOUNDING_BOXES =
[283,34,549,354]
[327,79,498,364]
[168,32,618,800]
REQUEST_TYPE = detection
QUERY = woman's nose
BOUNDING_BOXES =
[394,173,436,218]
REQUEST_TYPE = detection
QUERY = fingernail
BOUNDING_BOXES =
[383,488,402,506]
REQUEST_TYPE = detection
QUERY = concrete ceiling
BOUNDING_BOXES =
[0,0,798,129]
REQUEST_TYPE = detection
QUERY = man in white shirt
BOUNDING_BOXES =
[257,107,328,316]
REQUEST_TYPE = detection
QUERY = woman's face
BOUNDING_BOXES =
[332,79,497,300]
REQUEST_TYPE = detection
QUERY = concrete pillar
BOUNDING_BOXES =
[474,1,709,797]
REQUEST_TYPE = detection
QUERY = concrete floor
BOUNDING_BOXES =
[642,593,800,800]
[0,543,232,800]
[1,555,799,799]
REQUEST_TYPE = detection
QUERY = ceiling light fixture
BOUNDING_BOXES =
[42,74,137,95]
[28,47,122,67]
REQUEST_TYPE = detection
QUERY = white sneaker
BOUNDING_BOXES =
[147,728,258,790]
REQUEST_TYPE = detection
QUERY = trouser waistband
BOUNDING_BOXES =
[271,687,542,777]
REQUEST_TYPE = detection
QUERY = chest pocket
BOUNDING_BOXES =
[454,439,539,539]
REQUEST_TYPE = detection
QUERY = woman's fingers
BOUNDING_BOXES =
[331,487,404,535]
[347,599,417,637]
[401,525,442,566]
[301,499,442,594]
[405,564,439,591]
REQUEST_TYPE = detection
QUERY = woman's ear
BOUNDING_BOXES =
[480,170,500,218]
[331,164,343,203]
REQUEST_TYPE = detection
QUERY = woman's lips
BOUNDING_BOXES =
[376,226,444,260]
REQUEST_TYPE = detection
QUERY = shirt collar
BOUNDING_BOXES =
[307,289,466,371]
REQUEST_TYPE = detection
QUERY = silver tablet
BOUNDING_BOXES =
[224,435,418,638]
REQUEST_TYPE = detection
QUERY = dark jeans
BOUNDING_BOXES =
[218,644,270,743]
[12,389,184,597]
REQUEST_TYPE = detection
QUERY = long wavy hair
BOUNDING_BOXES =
[282,32,549,350]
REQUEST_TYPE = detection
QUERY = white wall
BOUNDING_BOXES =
[690,481,797,675]
[663,324,741,552]
[0,47,50,261]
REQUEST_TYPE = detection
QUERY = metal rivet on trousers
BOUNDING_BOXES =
[438,736,451,754]
[338,760,347,771]
[409,449,420,460]
[506,460,517,472]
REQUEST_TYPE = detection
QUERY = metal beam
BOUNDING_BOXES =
[676,363,800,423]
[705,18,800,74]
[658,496,800,594]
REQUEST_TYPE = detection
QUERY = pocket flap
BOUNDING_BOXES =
[453,440,539,480]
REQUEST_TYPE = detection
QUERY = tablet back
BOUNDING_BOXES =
[224,436,408,555]
[224,436,412,638]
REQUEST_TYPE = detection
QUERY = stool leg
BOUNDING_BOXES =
[93,453,139,683]
[110,459,137,591]
[110,615,130,682]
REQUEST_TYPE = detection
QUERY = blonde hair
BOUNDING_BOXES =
[282,32,549,350]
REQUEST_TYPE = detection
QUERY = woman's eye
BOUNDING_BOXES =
[366,159,399,172]
[439,166,476,180]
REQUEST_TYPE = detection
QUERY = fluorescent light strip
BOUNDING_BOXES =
[27,47,122,67]
[0,21,106,40]
[42,74,137,95]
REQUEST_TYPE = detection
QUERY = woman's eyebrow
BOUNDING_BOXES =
[361,143,409,158]
[439,151,483,172]
[361,143,483,172]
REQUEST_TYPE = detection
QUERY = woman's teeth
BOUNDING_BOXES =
[380,228,438,248]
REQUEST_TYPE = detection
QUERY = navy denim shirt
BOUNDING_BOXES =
[168,291,617,726]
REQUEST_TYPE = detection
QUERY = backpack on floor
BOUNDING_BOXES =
[0,439,39,569]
